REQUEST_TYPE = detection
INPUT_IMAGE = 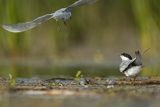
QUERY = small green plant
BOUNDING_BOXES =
[75,70,83,81]
[8,74,16,88]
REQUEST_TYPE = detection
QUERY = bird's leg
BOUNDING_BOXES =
[125,76,131,81]
[56,22,62,31]
[126,76,130,81]
[124,76,133,85]
[133,76,137,81]
[131,76,137,85]
[63,20,68,26]
[70,16,72,20]
[120,76,125,81]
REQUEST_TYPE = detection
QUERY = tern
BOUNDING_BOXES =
[2,0,97,33]
[119,50,142,79]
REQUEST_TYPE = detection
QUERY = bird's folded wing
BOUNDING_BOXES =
[2,14,53,33]
[66,0,97,11]
[119,58,136,72]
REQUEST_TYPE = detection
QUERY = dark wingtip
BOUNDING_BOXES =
[120,52,132,60]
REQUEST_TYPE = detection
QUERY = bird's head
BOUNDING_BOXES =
[134,50,142,65]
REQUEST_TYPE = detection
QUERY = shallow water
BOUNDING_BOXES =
[1,77,160,107]
[1,86,160,107]
[7,95,160,107]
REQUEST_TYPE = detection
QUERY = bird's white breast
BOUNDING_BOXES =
[124,66,141,77]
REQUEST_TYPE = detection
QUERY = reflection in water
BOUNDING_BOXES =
[0,90,159,107]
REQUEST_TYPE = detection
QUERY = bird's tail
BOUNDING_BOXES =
[142,48,150,55]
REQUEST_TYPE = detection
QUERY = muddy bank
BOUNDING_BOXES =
[1,77,160,94]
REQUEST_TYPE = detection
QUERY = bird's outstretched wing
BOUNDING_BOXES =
[2,0,98,33]
[66,0,97,11]
[2,14,53,33]
[119,58,136,72]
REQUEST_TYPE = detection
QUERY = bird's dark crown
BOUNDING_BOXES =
[121,53,132,60]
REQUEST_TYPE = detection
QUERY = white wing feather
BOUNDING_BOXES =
[119,58,136,72]
[2,14,53,33]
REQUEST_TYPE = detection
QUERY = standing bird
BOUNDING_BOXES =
[2,0,97,33]
[119,50,142,79]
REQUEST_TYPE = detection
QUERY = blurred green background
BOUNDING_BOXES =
[0,0,160,77]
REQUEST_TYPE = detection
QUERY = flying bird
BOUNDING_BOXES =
[119,50,142,78]
[2,0,97,33]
